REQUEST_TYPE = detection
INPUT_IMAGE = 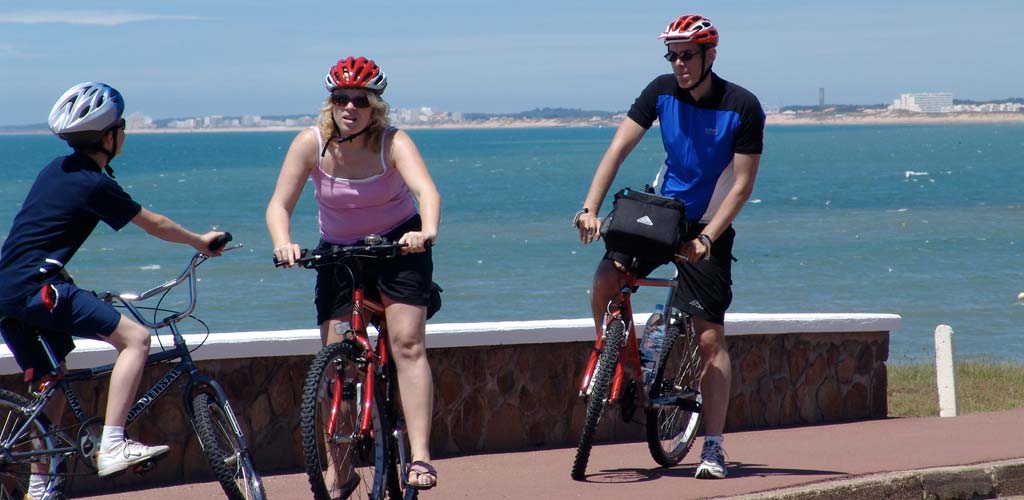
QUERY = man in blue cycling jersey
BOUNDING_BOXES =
[575,14,765,480]
[0,82,225,496]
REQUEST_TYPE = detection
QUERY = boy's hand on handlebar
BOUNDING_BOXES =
[575,212,601,245]
[398,231,434,254]
[273,242,302,268]
[197,231,229,256]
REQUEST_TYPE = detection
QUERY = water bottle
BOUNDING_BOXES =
[640,304,666,387]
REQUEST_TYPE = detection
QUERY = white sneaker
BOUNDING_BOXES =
[694,439,727,479]
[96,439,170,477]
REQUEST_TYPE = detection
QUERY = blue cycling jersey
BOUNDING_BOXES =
[627,72,765,223]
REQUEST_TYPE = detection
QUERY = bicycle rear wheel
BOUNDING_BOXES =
[571,318,625,481]
[645,317,704,467]
[191,392,266,500]
[0,389,65,500]
[301,342,387,500]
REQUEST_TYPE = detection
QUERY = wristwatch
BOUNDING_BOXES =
[697,233,713,261]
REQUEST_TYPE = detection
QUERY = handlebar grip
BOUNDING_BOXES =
[209,232,233,252]
[273,248,310,267]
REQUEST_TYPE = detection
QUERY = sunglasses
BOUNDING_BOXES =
[664,49,701,63]
[330,94,371,109]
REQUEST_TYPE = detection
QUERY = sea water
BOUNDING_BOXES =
[1,124,1021,362]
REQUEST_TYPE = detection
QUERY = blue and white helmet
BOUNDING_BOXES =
[48,82,125,145]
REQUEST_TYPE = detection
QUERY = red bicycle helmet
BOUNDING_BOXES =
[658,15,718,46]
[325,56,388,94]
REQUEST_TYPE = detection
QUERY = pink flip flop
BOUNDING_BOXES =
[407,460,437,490]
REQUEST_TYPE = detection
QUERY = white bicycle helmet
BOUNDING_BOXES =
[48,82,125,145]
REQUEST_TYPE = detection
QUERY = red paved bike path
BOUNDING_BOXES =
[81,408,1024,500]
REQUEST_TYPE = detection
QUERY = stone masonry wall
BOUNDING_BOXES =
[0,331,888,496]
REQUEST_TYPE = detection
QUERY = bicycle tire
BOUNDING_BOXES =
[645,319,704,467]
[191,392,267,500]
[301,342,388,500]
[0,389,66,500]
[571,318,625,480]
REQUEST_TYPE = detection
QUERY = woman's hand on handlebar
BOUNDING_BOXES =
[398,231,434,254]
[273,242,303,267]
[575,211,601,245]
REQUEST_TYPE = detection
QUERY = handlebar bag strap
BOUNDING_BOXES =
[600,187,688,265]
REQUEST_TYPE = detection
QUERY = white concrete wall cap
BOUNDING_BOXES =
[0,313,901,375]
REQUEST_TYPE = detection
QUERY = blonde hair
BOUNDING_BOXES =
[317,91,391,154]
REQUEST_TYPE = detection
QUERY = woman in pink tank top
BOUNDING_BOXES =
[266,56,441,492]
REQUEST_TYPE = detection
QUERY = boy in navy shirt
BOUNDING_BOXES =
[0,82,225,495]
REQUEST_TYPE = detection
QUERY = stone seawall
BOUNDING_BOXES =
[0,314,898,495]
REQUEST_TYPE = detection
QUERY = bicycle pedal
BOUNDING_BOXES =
[132,459,156,474]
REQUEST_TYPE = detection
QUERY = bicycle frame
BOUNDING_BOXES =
[578,272,678,407]
[2,249,248,469]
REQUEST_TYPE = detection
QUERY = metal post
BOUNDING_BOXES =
[934,325,958,417]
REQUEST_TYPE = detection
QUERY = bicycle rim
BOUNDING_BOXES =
[645,323,703,467]
[571,319,625,480]
[0,389,65,500]
[301,342,387,500]
[191,392,266,500]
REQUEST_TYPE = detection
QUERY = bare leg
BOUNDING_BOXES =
[381,298,434,487]
[694,317,731,436]
[100,315,151,426]
[590,259,628,327]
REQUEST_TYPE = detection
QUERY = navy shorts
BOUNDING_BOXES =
[606,225,735,325]
[0,281,121,378]
[314,215,434,325]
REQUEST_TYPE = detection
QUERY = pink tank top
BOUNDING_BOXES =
[312,127,418,244]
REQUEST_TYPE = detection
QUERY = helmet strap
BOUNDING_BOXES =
[683,47,713,92]
[99,128,120,177]
[321,115,371,157]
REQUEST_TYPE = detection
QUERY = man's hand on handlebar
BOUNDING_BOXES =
[575,210,601,245]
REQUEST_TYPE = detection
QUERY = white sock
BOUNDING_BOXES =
[100,425,125,453]
[28,473,47,498]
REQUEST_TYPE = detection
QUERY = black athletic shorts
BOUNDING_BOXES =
[605,224,735,325]
[314,215,434,325]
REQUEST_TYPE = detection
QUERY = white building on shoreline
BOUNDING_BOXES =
[891,93,954,113]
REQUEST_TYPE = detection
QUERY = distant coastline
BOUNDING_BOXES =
[2,111,1023,136]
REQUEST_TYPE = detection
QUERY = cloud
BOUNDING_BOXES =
[0,10,205,26]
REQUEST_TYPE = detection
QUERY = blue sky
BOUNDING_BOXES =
[2,0,1022,126]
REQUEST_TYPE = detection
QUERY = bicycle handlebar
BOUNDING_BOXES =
[98,232,237,329]
[273,234,431,269]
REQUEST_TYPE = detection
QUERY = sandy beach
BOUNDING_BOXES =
[3,111,1022,136]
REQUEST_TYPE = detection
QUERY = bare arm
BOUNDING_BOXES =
[576,117,647,244]
[267,128,317,266]
[389,130,441,253]
[131,208,225,255]
[679,152,761,261]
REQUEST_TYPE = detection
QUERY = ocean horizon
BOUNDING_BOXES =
[1,124,1022,363]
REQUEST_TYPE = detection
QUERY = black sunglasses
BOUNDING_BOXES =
[664,49,701,63]
[330,94,371,109]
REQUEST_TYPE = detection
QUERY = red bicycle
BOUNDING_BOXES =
[276,235,419,500]
[571,267,705,480]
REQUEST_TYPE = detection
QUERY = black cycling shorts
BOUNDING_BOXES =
[605,225,735,325]
[314,215,434,325]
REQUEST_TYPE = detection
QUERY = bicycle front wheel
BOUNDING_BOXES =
[191,392,266,500]
[301,342,388,500]
[0,389,65,500]
[571,318,625,481]
[379,359,417,500]
[645,319,704,467]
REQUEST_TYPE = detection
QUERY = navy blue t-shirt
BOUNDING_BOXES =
[0,153,141,303]
[628,72,765,223]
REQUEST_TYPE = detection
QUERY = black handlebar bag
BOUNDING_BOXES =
[600,187,688,266]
